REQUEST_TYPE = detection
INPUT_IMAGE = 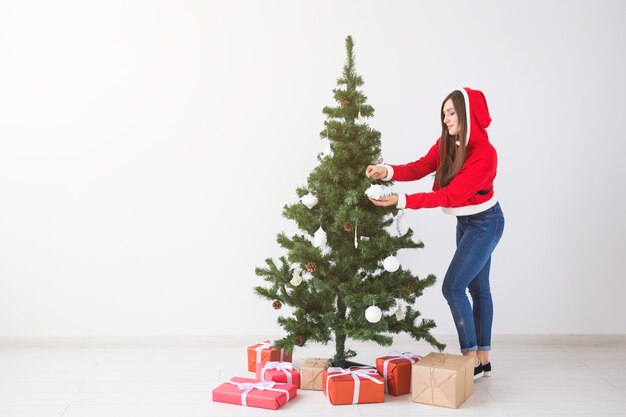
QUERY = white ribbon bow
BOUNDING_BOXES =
[262,361,295,384]
[325,366,383,404]
[226,379,290,406]
[253,340,285,363]
[254,341,273,364]
[382,351,422,393]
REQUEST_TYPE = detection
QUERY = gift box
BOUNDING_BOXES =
[256,361,301,388]
[411,352,474,409]
[300,358,331,390]
[247,341,293,372]
[322,366,385,405]
[212,376,297,410]
[375,351,421,396]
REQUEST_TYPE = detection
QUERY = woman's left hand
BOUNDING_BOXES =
[369,194,398,207]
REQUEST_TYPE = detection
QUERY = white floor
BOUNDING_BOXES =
[0,335,625,417]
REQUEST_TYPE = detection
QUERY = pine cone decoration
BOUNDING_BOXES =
[340,99,350,107]
[306,261,317,273]
[404,282,414,292]
[272,300,282,310]
[295,335,305,346]
[344,221,353,232]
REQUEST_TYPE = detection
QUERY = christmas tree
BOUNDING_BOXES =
[255,36,444,366]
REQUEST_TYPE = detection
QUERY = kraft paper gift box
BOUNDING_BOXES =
[411,352,474,409]
[255,361,301,388]
[300,358,331,390]
[212,376,297,410]
[375,351,421,396]
[246,341,293,373]
[322,367,385,405]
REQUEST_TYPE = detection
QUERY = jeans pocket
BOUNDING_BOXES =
[467,218,488,232]
[467,216,488,225]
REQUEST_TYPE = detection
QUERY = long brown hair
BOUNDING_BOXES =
[435,90,467,187]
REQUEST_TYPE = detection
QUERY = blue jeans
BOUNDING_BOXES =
[442,202,505,353]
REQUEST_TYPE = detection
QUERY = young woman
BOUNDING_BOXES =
[365,87,504,379]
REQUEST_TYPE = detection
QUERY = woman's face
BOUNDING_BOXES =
[443,99,461,136]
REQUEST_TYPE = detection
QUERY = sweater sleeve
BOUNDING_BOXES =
[402,148,497,210]
[389,141,439,182]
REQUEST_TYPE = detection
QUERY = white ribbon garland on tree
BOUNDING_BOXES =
[261,361,295,384]
[225,379,290,406]
[325,366,384,404]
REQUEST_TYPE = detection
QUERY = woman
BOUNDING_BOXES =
[365,87,504,379]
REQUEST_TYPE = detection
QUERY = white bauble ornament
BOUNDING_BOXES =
[301,193,318,209]
[395,303,406,320]
[396,210,409,236]
[383,256,400,272]
[290,271,303,286]
[365,305,383,323]
[365,184,385,200]
[313,227,327,249]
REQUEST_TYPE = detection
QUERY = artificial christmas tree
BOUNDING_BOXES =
[254,36,444,367]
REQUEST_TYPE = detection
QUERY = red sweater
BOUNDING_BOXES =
[385,87,498,215]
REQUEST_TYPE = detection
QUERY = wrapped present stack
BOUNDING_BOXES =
[212,341,476,411]
[211,340,298,410]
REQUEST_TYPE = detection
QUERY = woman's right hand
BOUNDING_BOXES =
[365,165,388,180]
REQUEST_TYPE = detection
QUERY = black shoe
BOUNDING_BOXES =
[482,362,491,377]
[473,363,484,380]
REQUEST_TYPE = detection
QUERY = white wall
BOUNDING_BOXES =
[1,0,625,338]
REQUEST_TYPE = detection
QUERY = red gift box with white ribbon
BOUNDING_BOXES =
[322,366,385,405]
[212,377,297,410]
[256,361,301,388]
[376,351,422,396]
[246,340,292,372]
